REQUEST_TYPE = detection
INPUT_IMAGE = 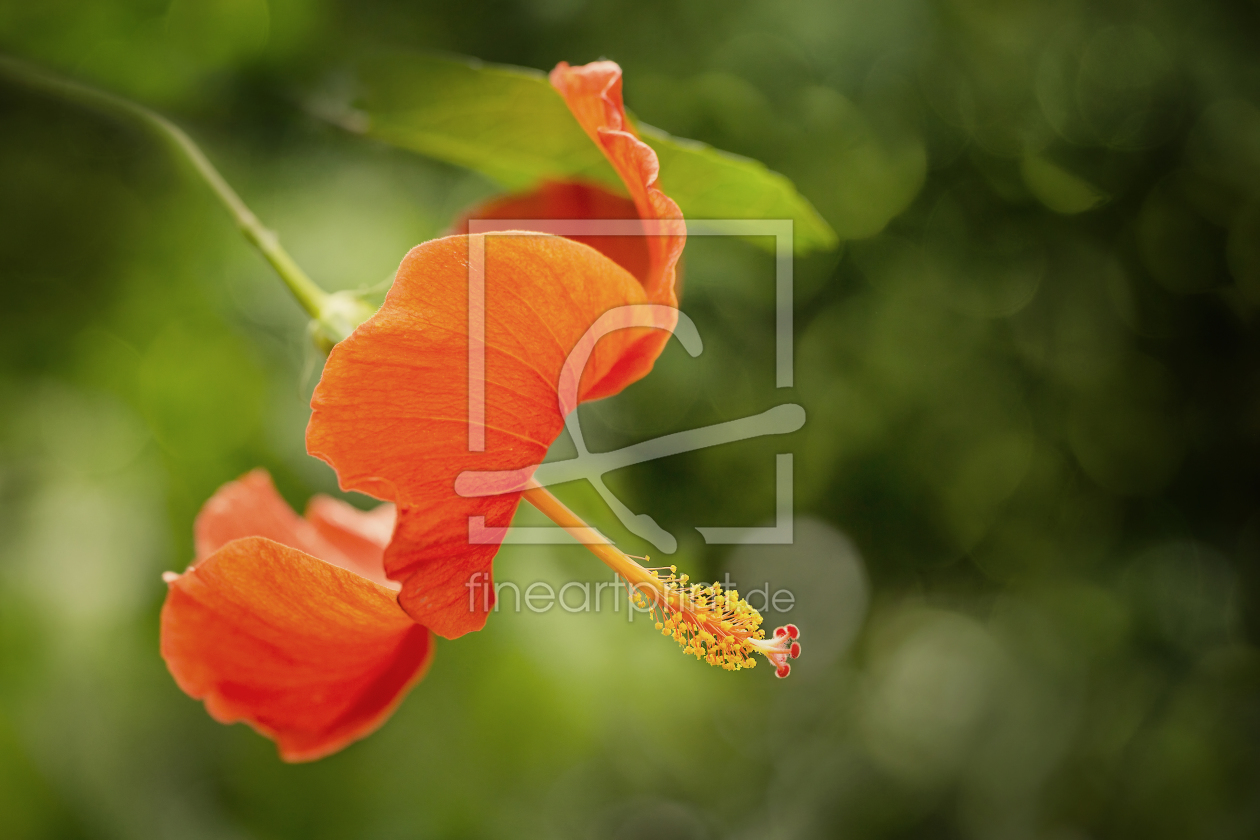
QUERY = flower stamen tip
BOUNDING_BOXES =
[615,553,802,675]
[753,624,802,678]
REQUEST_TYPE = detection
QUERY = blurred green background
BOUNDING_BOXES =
[3,0,1260,838]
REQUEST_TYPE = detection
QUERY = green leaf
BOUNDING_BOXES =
[349,53,617,192]
[638,124,838,254]
[337,52,837,254]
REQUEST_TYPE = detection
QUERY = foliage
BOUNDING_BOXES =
[345,51,836,253]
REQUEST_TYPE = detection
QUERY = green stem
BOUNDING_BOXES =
[0,53,331,320]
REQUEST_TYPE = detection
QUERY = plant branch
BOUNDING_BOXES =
[0,53,331,320]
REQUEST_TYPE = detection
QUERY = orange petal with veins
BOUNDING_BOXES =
[308,233,667,638]
[161,536,433,762]
[549,61,685,307]
[195,468,395,589]
[548,61,685,400]
[456,180,650,285]
[305,494,396,581]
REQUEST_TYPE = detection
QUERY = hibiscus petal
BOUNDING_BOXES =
[194,469,326,560]
[549,61,685,306]
[455,180,651,285]
[548,61,686,402]
[305,494,396,585]
[195,468,395,589]
[161,536,433,762]
[308,233,667,638]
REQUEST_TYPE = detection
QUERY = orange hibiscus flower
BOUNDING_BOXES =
[161,60,799,762]
[161,470,427,762]
[306,60,685,639]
